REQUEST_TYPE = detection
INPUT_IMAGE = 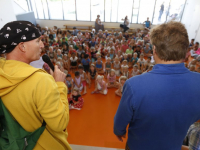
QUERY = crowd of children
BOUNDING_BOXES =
[38,25,200,110]
[1,24,199,110]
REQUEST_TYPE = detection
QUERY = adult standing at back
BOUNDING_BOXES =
[158,2,164,21]
[120,16,130,32]
[143,17,151,29]
[114,21,200,150]
[95,15,104,32]
[0,21,72,150]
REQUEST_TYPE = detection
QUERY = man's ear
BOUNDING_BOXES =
[18,42,26,53]
[153,45,156,55]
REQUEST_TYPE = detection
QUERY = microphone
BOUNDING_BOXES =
[42,55,54,72]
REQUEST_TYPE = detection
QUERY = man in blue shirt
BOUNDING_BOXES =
[114,21,200,150]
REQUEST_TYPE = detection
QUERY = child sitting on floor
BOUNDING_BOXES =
[95,56,104,74]
[131,64,140,77]
[122,65,130,79]
[121,60,128,73]
[92,75,107,95]
[108,48,115,62]
[113,57,121,76]
[68,88,84,110]
[81,54,91,72]
[70,52,78,72]
[105,57,112,78]
[74,71,83,92]
[116,50,123,62]
[144,57,152,71]
[65,74,73,94]
[63,54,69,71]
[131,52,138,66]
[88,64,98,88]
[137,53,146,71]
[107,69,118,88]
[78,65,87,95]
[115,76,127,97]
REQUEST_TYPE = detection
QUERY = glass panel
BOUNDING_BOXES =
[34,0,44,19]
[110,0,119,22]
[153,0,170,24]
[14,0,29,12]
[91,0,104,22]
[41,0,49,19]
[132,9,138,23]
[117,0,133,22]
[134,0,140,8]
[166,0,186,22]
[30,0,38,18]
[76,0,90,21]
[138,0,155,24]
[47,0,63,20]
[63,0,76,20]
[131,0,140,23]
[105,0,112,22]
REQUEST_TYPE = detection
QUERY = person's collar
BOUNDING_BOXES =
[149,63,189,74]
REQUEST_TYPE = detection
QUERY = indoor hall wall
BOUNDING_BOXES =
[36,19,155,30]
[181,0,200,42]
[0,0,16,28]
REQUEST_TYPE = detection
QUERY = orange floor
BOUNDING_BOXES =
[66,67,127,149]
[66,56,196,149]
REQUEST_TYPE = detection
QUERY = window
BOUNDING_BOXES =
[91,0,104,22]
[105,0,112,22]
[76,0,90,21]
[132,0,140,23]
[110,0,119,22]
[34,0,45,19]
[117,0,133,23]
[28,0,187,24]
[41,0,49,19]
[14,0,29,12]
[152,0,170,24]
[63,0,76,20]
[30,0,38,19]
[166,0,186,22]
[47,0,63,20]
[138,0,155,24]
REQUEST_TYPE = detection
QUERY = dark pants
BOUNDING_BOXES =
[83,65,90,72]
[120,24,129,32]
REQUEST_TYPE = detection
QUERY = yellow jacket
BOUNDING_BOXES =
[0,58,72,150]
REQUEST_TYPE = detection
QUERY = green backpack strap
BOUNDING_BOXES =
[0,98,46,150]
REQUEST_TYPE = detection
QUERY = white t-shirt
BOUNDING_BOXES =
[70,56,78,62]
[77,33,82,39]
[137,58,146,65]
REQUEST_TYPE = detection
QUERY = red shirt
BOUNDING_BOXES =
[69,49,76,54]
[121,44,129,53]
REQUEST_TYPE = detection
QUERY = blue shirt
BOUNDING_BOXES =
[90,41,96,47]
[145,21,150,28]
[81,58,90,65]
[114,63,200,150]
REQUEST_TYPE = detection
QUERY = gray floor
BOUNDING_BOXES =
[70,144,124,150]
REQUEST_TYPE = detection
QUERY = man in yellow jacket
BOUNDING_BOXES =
[0,21,72,149]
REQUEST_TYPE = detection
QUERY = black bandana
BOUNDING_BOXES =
[0,21,41,54]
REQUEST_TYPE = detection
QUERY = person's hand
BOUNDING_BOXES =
[116,134,126,142]
[50,65,66,82]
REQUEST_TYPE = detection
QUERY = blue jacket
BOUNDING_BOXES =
[114,63,200,150]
